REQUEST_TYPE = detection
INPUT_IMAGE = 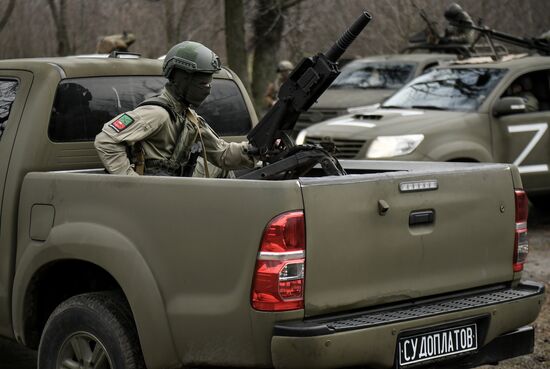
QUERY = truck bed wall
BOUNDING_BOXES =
[14,172,304,368]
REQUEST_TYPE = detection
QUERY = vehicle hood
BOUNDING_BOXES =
[302,107,472,138]
[311,88,396,110]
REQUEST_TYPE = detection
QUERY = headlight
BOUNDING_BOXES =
[295,130,307,145]
[366,134,424,158]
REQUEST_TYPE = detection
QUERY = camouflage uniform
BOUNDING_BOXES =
[441,3,475,45]
[507,76,539,113]
[94,88,254,177]
[519,91,539,113]
[95,41,255,177]
[264,60,294,108]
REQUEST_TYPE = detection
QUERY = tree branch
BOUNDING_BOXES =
[0,0,16,33]
[46,0,60,28]
[280,0,303,11]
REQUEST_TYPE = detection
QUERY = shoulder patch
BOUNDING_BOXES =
[109,114,135,133]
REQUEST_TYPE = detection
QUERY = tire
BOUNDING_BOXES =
[38,291,146,369]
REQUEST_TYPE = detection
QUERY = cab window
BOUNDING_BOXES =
[501,70,550,112]
[49,76,165,142]
[48,76,252,142]
[0,79,19,140]
[196,79,252,136]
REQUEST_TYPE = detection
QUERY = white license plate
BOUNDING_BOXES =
[398,323,478,367]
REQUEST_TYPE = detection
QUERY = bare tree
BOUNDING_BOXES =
[46,0,73,56]
[162,0,195,46]
[0,0,16,34]
[225,0,250,92]
[250,0,304,111]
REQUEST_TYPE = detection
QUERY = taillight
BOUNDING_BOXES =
[251,211,305,311]
[513,189,529,272]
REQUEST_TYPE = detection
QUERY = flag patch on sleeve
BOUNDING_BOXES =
[109,114,134,133]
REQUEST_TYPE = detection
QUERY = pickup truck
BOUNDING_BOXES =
[0,55,545,369]
[296,53,456,131]
[297,54,550,203]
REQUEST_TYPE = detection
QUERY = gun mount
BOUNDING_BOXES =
[405,3,492,58]
[446,12,550,58]
[242,11,372,180]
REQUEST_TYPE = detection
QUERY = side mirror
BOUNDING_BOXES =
[493,97,526,117]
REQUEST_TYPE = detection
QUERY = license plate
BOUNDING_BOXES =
[398,323,478,367]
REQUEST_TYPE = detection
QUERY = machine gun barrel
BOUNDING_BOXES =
[326,11,373,62]
[451,21,550,56]
[247,11,372,158]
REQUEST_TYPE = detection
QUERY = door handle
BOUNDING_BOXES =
[409,209,435,226]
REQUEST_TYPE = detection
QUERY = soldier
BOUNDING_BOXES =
[539,30,550,42]
[507,76,539,113]
[264,60,294,108]
[94,41,256,177]
[440,3,475,45]
[96,31,136,54]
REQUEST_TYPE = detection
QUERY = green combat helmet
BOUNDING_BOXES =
[162,41,222,78]
[277,60,294,72]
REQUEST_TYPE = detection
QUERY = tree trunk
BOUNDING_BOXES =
[224,0,250,93]
[47,0,73,56]
[0,0,16,34]
[251,0,285,113]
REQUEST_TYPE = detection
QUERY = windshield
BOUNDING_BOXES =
[331,61,416,89]
[382,68,507,112]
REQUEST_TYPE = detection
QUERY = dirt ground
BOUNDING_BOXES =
[478,208,550,369]
[0,209,549,369]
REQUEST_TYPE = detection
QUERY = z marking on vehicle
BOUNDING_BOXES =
[507,123,549,174]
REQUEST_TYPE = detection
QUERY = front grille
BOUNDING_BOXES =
[305,136,366,159]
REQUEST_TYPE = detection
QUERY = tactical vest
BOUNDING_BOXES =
[137,97,195,176]
[138,96,189,177]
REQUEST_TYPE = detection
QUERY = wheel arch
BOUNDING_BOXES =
[426,140,493,163]
[12,222,180,369]
[446,157,480,162]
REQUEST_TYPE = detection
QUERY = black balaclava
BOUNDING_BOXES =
[167,69,213,108]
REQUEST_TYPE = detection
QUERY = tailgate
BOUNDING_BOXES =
[300,165,516,317]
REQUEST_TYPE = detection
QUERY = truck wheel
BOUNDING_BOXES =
[38,292,145,369]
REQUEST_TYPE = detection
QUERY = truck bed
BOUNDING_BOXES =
[14,160,543,368]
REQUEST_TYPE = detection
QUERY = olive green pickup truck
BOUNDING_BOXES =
[0,56,544,369]
[297,54,550,203]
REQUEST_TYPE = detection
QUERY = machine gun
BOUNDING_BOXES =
[446,10,550,57]
[410,0,440,44]
[242,11,372,180]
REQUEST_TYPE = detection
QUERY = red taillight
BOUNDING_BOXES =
[251,211,305,311]
[513,189,529,272]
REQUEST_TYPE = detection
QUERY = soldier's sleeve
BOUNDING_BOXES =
[522,92,539,112]
[195,116,255,170]
[264,82,276,108]
[94,106,167,175]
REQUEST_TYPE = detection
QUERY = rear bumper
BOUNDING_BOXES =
[271,281,544,369]
[421,325,534,369]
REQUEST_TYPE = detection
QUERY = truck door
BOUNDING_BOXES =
[0,71,32,337]
[491,69,550,193]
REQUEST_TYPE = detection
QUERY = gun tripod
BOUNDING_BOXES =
[240,145,346,180]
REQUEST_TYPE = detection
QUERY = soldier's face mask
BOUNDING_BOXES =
[171,70,213,107]
[186,72,213,107]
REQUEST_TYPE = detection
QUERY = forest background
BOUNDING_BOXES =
[0,0,549,110]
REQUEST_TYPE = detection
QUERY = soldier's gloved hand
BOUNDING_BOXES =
[245,143,260,158]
